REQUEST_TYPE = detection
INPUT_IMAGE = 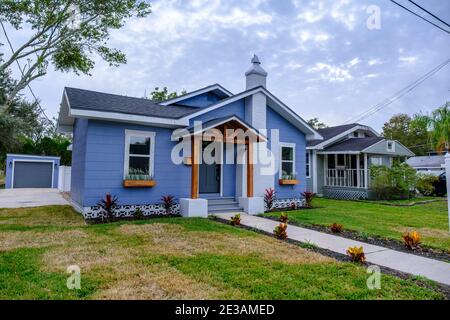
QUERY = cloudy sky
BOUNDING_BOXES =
[4,0,450,131]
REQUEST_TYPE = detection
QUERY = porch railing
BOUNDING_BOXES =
[325,169,367,188]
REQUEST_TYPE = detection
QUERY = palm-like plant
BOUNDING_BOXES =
[424,102,450,153]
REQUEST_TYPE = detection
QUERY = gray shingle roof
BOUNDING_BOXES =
[307,124,359,147]
[65,87,198,119]
[406,155,445,168]
[323,137,384,152]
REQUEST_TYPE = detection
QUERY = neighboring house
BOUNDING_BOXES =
[57,55,322,219]
[306,123,415,200]
[406,155,445,175]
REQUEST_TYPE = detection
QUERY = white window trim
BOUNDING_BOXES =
[279,142,296,179]
[306,150,311,178]
[124,129,156,179]
[387,140,395,152]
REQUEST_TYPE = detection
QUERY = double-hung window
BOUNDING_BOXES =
[124,130,155,179]
[280,143,296,179]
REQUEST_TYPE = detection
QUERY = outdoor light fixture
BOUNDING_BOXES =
[8,161,12,168]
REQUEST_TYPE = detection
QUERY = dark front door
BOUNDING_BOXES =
[13,161,53,188]
[199,141,220,194]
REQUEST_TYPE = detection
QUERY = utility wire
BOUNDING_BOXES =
[407,0,450,28]
[0,21,55,128]
[390,0,450,34]
[345,58,450,124]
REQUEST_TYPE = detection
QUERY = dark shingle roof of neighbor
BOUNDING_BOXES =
[307,123,360,146]
[322,137,384,152]
[65,87,199,119]
[406,155,445,168]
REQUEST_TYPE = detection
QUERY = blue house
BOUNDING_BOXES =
[57,56,322,219]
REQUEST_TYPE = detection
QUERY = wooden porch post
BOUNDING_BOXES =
[191,136,199,199]
[246,140,253,197]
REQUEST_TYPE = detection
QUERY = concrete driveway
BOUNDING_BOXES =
[0,188,69,208]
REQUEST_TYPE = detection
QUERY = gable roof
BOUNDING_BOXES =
[321,137,384,152]
[159,84,232,106]
[57,85,322,139]
[406,155,445,168]
[65,87,197,119]
[307,123,379,149]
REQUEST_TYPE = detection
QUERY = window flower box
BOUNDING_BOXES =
[278,179,299,185]
[123,179,156,188]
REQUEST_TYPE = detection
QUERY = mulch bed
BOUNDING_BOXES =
[262,215,450,263]
[212,216,450,300]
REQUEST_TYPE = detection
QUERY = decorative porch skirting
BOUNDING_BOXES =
[322,186,369,200]
[268,198,306,211]
[79,203,180,220]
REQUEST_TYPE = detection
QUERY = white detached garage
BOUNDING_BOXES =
[5,154,60,189]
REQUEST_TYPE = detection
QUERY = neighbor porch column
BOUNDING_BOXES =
[356,154,360,188]
[246,140,254,197]
[364,153,368,188]
[191,135,200,199]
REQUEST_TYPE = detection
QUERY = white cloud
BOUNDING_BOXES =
[368,58,383,66]
[399,56,418,65]
[348,57,360,67]
[308,62,353,82]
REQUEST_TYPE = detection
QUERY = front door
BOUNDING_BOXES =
[199,141,220,194]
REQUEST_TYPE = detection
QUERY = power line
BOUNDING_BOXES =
[390,0,450,34]
[345,58,450,124]
[407,0,450,28]
[0,21,55,128]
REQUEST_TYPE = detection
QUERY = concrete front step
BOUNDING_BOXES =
[208,206,243,213]
[207,197,236,205]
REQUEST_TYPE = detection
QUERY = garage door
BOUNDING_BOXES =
[13,162,53,188]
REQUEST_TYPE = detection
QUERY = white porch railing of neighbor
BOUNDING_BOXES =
[325,169,367,188]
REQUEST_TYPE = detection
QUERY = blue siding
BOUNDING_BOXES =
[172,92,223,108]
[5,154,60,189]
[266,107,306,199]
[71,118,88,205]
[81,120,191,207]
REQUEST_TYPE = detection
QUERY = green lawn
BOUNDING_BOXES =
[264,198,450,252]
[0,205,445,299]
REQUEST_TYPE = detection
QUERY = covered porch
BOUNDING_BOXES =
[179,116,266,217]
[322,153,369,189]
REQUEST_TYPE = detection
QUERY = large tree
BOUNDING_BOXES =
[148,86,187,102]
[0,63,47,166]
[382,113,429,156]
[0,0,151,109]
[423,102,450,153]
[307,117,327,130]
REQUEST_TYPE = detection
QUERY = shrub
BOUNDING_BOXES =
[134,207,144,220]
[230,214,241,226]
[370,163,417,200]
[279,212,289,223]
[264,188,276,211]
[98,193,118,221]
[290,202,297,210]
[330,223,343,233]
[416,173,438,196]
[161,195,176,214]
[274,223,288,239]
[346,246,366,264]
[302,191,315,208]
[402,231,421,250]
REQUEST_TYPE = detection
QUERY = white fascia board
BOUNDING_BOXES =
[177,116,267,141]
[313,125,378,149]
[6,153,61,159]
[317,151,361,155]
[180,86,323,139]
[69,108,188,128]
[160,84,233,106]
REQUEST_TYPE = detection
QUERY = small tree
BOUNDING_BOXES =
[148,87,187,102]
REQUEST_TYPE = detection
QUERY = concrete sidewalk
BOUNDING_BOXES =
[214,212,450,286]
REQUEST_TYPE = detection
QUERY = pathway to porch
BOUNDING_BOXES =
[213,212,450,286]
